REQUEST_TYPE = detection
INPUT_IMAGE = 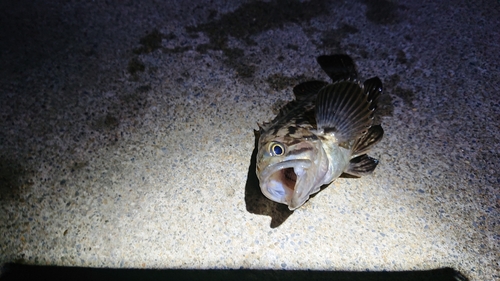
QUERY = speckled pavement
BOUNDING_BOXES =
[0,0,498,280]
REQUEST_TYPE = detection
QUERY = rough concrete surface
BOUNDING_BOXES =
[0,0,498,280]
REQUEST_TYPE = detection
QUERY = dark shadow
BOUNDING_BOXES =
[244,130,293,228]
[0,263,469,281]
[340,173,361,179]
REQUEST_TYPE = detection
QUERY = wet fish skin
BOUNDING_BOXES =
[256,54,384,210]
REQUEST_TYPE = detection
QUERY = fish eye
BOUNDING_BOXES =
[269,142,285,156]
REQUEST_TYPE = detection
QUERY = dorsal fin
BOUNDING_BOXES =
[363,77,383,113]
[317,54,357,82]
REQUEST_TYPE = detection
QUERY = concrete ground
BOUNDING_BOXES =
[0,0,498,280]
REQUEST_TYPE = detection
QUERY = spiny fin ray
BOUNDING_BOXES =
[363,77,383,114]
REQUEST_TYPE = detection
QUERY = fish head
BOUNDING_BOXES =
[256,130,327,210]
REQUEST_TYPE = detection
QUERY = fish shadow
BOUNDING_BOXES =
[244,130,293,228]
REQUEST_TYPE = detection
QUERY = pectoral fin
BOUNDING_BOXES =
[315,82,374,143]
[344,154,379,177]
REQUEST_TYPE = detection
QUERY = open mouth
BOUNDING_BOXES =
[281,168,297,191]
[259,160,311,204]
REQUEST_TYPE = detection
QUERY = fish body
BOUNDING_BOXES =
[256,54,384,210]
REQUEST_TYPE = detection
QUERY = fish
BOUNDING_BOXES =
[256,54,384,210]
